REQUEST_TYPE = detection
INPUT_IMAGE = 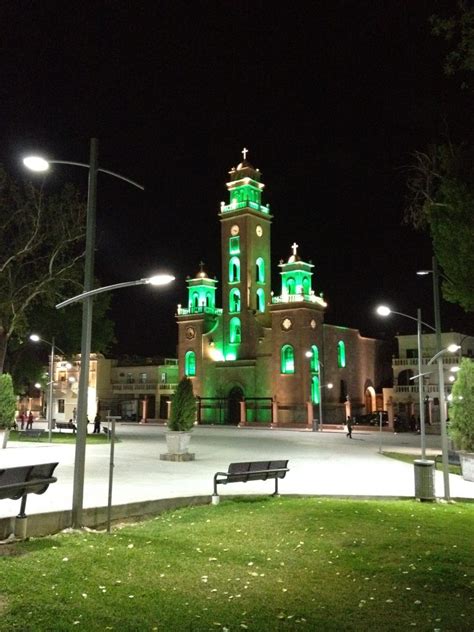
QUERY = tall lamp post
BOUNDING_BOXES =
[376,305,430,460]
[417,257,453,500]
[24,139,145,528]
[305,351,333,431]
[29,334,67,442]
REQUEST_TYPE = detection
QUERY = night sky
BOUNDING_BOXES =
[1,1,472,358]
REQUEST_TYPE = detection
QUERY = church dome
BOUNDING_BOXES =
[288,254,301,263]
[236,159,254,171]
[195,262,208,278]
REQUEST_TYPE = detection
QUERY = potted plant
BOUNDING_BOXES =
[448,358,474,481]
[160,377,196,461]
[0,373,17,448]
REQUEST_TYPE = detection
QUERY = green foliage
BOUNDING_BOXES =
[448,358,474,451]
[0,373,17,429]
[168,377,196,431]
[431,3,474,83]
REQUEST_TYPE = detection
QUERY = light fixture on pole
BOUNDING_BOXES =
[29,334,67,442]
[24,139,144,529]
[417,257,458,501]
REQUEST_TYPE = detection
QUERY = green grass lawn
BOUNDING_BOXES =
[383,451,462,476]
[9,430,113,444]
[1,498,473,631]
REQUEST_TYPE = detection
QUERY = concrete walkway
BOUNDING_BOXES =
[1,423,473,520]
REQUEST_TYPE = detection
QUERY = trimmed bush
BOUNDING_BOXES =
[168,377,196,431]
[0,373,17,430]
[448,358,474,451]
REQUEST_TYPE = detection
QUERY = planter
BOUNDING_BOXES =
[0,428,10,449]
[459,451,474,482]
[160,431,195,461]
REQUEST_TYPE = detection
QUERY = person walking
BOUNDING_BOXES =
[19,412,25,430]
[26,411,34,429]
[346,416,353,439]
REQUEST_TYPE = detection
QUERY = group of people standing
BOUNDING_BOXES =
[17,411,34,429]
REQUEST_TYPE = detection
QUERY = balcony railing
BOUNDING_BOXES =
[220,200,270,215]
[159,383,178,390]
[393,356,461,367]
[272,293,327,307]
[394,384,453,394]
[177,306,223,316]
[112,383,157,392]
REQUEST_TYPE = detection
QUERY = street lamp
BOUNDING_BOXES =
[417,257,457,501]
[376,305,432,461]
[29,334,67,442]
[24,138,144,528]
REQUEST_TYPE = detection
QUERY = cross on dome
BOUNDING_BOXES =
[241,147,249,160]
[291,242,299,256]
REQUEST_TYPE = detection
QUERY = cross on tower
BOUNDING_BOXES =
[291,242,299,256]
[241,147,249,160]
[199,260,205,272]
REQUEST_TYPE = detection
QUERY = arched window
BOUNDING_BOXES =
[310,345,319,372]
[229,317,241,344]
[286,277,296,294]
[256,257,265,283]
[184,350,196,377]
[229,256,240,283]
[281,345,295,374]
[337,340,346,368]
[206,293,212,308]
[302,277,310,295]
[256,288,265,312]
[311,376,320,404]
[229,288,241,313]
[191,292,199,311]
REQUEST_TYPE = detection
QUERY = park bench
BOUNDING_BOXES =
[212,460,289,504]
[55,421,77,434]
[19,429,44,440]
[435,450,461,469]
[0,462,58,524]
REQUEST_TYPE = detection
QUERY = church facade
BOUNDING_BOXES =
[177,153,388,426]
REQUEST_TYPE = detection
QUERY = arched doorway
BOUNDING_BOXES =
[228,386,244,425]
[365,386,376,412]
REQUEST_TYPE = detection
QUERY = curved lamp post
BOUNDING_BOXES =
[24,139,145,528]
[29,334,67,442]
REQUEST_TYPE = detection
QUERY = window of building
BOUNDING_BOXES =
[337,340,346,368]
[256,288,265,312]
[139,373,147,384]
[126,373,134,383]
[229,288,241,313]
[302,277,310,295]
[256,257,265,283]
[161,372,167,383]
[229,317,241,344]
[310,345,319,372]
[286,277,296,294]
[229,256,240,283]
[406,348,418,359]
[311,376,320,404]
[281,345,295,374]
[192,292,199,311]
[229,236,240,254]
[184,350,196,377]
[58,399,65,414]
[58,371,66,382]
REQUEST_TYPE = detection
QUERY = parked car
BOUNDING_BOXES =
[353,411,388,426]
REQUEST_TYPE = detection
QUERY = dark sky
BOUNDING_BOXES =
[1,1,472,357]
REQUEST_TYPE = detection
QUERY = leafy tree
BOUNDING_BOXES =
[448,358,474,451]
[168,377,196,431]
[0,373,17,430]
[431,2,474,85]
[0,166,87,372]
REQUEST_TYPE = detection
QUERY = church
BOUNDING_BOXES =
[177,151,388,427]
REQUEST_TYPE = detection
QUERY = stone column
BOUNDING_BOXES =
[271,398,279,427]
[239,400,246,426]
[140,396,148,423]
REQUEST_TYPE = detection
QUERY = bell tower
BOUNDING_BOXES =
[219,149,272,360]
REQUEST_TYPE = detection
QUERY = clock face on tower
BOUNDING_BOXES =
[256,225,263,237]
[231,225,239,236]
[281,318,292,331]
[310,319,317,329]
[185,326,196,340]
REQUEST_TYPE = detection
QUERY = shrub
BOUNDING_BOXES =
[168,377,196,431]
[0,373,17,430]
[448,358,474,451]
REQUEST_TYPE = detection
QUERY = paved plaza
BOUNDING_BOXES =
[1,423,473,520]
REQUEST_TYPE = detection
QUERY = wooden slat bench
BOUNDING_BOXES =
[18,429,44,440]
[0,462,59,522]
[55,421,77,434]
[435,450,461,468]
[212,460,289,504]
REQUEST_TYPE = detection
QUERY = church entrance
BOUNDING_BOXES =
[228,386,244,425]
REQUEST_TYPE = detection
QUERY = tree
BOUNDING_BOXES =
[0,373,17,430]
[431,2,474,85]
[168,377,196,431]
[448,358,474,451]
[0,166,87,372]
